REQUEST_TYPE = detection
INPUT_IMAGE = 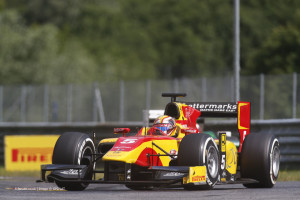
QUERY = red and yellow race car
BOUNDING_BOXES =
[39,93,280,191]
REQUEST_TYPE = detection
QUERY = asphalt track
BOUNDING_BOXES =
[0,177,299,200]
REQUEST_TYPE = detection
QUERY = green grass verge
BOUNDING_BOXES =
[278,170,300,182]
[0,167,40,178]
[1,166,299,181]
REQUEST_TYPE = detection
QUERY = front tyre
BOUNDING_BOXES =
[178,134,219,190]
[241,133,280,188]
[52,132,95,191]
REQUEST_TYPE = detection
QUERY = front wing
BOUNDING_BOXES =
[38,164,208,187]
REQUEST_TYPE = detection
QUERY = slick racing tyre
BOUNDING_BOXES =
[178,134,219,190]
[52,132,95,191]
[241,133,280,188]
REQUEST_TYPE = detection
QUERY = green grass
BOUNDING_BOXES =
[278,170,300,182]
[0,167,40,178]
[1,166,299,181]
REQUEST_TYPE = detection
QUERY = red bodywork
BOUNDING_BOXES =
[237,101,251,152]
[108,101,251,168]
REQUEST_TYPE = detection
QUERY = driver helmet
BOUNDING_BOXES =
[153,115,176,135]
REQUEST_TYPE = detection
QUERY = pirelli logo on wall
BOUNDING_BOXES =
[5,135,59,171]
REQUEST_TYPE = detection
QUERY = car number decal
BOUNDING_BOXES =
[120,139,138,144]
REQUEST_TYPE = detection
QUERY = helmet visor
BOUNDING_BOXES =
[153,123,171,134]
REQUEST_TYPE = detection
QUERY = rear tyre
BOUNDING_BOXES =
[178,134,219,190]
[241,133,280,188]
[52,132,95,191]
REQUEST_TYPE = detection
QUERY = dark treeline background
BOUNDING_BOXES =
[0,0,299,84]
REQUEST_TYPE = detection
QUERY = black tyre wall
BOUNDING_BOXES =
[52,132,95,165]
[52,132,95,191]
[241,132,280,188]
[178,134,219,189]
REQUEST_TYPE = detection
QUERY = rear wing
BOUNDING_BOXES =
[185,101,250,152]
[161,93,250,152]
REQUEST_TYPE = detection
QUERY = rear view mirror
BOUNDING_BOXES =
[114,128,130,136]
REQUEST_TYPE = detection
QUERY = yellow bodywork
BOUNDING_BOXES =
[183,166,206,185]
[100,132,237,176]
[102,138,179,166]
[215,139,238,175]
[99,138,118,144]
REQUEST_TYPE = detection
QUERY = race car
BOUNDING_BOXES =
[38,93,280,191]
